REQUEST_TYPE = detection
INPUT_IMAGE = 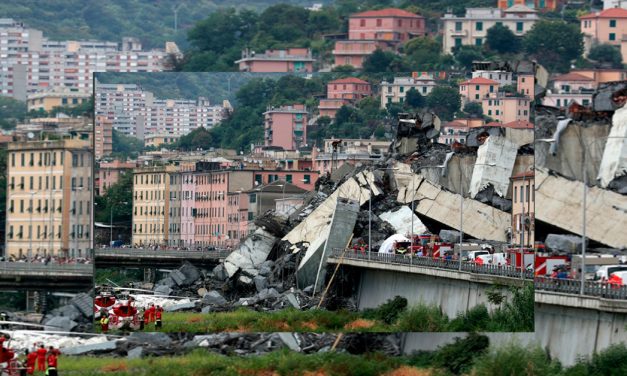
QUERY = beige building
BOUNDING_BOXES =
[145,134,180,148]
[442,6,539,54]
[5,136,92,259]
[482,94,531,123]
[511,171,534,247]
[26,87,91,112]
[94,115,112,161]
[131,165,179,247]
[380,73,437,108]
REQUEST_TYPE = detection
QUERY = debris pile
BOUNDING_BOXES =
[43,293,94,332]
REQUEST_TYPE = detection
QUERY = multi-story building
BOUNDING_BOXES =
[510,171,534,247]
[235,48,315,72]
[580,7,627,62]
[482,94,531,123]
[5,136,92,259]
[517,72,535,98]
[98,160,136,195]
[94,115,112,160]
[380,73,437,108]
[145,134,180,149]
[318,77,371,118]
[348,8,426,42]
[311,139,390,175]
[333,8,426,69]
[497,0,562,11]
[442,7,539,54]
[459,77,500,104]
[95,82,228,153]
[26,87,91,112]
[263,104,308,151]
[471,67,514,86]
[541,72,596,109]
[569,68,627,86]
[0,19,168,100]
[247,181,307,227]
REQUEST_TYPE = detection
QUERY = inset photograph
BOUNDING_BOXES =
[93,71,533,333]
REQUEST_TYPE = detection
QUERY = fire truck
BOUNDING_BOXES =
[400,234,454,258]
[506,244,569,276]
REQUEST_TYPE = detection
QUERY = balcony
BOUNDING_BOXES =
[449,29,468,36]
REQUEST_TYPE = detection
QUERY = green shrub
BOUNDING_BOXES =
[473,342,561,376]
[395,303,448,331]
[446,305,491,332]
[567,344,627,376]
[362,296,408,325]
[434,333,490,375]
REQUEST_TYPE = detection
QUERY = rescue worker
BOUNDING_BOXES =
[36,345,47,372]
[155,306,162,330]
[100,313,110,333]
[146,304,156,324]
[46,347,58,376]
[25,349,37,375]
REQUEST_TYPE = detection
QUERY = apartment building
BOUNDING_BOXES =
[0,19,167,100]
[380,73,437,108]
[5,136,92,259]
[95,82,227,151]
[511,171,535,247]
[333,8,425,69]
[459,77,499,104]
[263,104,308,151]
[26,87,91,112]
[319,77,371,118]
[541,72,596,109]
[497,0,562,11]
[311,139,390,175]
[235,48,315,72]
[98,160,136,195]
[94,115,112,161]
[442,6,539,54]
[482,94,531,123]
[517,72,535,98]
[580,7,627,61]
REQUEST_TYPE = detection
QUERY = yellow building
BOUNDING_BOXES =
[132,165,180,247]
[26,87,91,112]
[510,171,534,247]
[144,134,180,149]
[5,136,92,259]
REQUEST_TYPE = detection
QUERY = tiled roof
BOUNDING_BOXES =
[580,7,627,19]
[510,171,534,179]
[552,72,595,82]
[460,77,499,85]
[503,120,534,129]
[328,77,370,85]
[351,8,422,18]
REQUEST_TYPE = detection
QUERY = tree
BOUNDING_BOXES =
[427,86,461,121]
[486,24,521,54]
[404,36,451,70]
[176,127,214,151]
[588,44,623,68]
[111,130,144,160]
[404,88,425,109]
[95,171,133,243]
[523,20,583,72]
[453,46,485,70]
[0,96,28,130]
[462,102,484,118]
[362,49,397,73]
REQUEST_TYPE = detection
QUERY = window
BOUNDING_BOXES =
[475,38,482,46]
[516,22,523,32]
[489,85,494,93]
[454,38,462,47]
[360,19,365,27]
[286,174,292,183]
[399,86,404,93]
[397,19,402,27]
[514,187,517,203]
[303,175,311,184]
[476,22,483,31]
[376,19,382,27]
[609,33,616,41]
[455,22,462,31]
[248,212,254,221]
[582,99,590,106]
[249,194,256,203]
[610,20,616,28]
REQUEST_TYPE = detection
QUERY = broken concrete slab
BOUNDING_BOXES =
[128,332,173,347]
[53,304,82,322]
[127,346,144,359]
[44,316,77,332]
[598,104,627,188]
[164,302,197,312]
[258,288,280,301]
[545,234,585,253]
[178,262,201,285]
[212,264,228,281]
[223,228,277,278]
[197,288,208,298]
[62,340,118,355]
[70,293,94,318]
[277,333,301,352]
[283,293,300,309]
[254,276,268,292]
[379,206,427,236]
[154,285,173,296]
[238,275,253,286]
[202,290,227,306]
[169,270,187,286]
[535,167,627,248]
[439,230,461,243]
[157,277,177,289]
[469,135,518,198]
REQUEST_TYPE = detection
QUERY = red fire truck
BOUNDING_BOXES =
[506,244,569,275]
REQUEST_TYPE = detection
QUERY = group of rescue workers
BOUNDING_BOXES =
[99,303,163,333]
[0,336,60,376]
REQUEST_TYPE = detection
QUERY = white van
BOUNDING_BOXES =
[476,253,508,266]
[595,265,627,281]
[608,271,627,285]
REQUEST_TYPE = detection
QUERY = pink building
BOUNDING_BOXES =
[570,68,627,86]
[482,95,531,123]
[319,77,372,118]
[439,121,470,145]
[180,171,196,247]
[235,48,315,73]
[580,8,627,61]
[459,77,499,103]
[332,40,390,68]
[517,73,535,98]
[264,104,308,151]
[348,8,426,42]
[98,160,136,195]
[327,77,372,99]
[551,72,596,92]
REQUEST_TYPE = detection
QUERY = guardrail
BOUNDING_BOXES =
[535,276,627,300]
[329,248,534,280]
[0,262,93,275]
[96,248,231,259]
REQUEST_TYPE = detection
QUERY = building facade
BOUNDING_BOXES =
[235,48,315,72]
[319,77,371,118]
[263,104,308,151]
[26,87,91,112]
[580,8,627,62]
[511,171,534,247]
[380,73,437,108]
[442,7,539,54]
[94,115,112,160]
[98,160,136,195]
[497,0,561,11]
[5,137,92,259]
[482,95,531,123]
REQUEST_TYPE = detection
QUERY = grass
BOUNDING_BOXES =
[94,286,535,334]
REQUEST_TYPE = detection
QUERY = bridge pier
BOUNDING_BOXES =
[143,268,155,283]
[26,291,47,313]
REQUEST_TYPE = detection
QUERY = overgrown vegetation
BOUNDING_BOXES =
[56,341,627,376]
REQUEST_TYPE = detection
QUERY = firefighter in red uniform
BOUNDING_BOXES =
[0,336,16,366]
[36,345,47,372]
[146,304,156,324]
[25,349,37,375]
[46,347,58,376]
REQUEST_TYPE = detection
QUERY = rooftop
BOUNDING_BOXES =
[510,171,534,179]
[580,7,627,19]
[460,77,499,85]
[351,8,422,18]
[328,77,370,85]
[552,72,595,82]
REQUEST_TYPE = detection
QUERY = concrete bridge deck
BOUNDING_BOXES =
[0,262,93,291]
[94,248,230,268]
